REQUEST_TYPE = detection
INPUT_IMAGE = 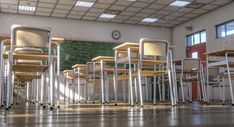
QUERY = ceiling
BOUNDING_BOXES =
[0,0,233,28]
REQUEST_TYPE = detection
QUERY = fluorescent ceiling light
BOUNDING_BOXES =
[170,0,191,7]
[75,1,94,8]
[19,5,36,11]
[99,13,116,19]
[142,18,158,23]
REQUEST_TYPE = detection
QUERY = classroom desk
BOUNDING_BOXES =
[72,64,88,103]
[205,49,234,105]
[113,42,176,106]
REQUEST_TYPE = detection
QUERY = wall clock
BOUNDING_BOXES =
[112,30,121,40]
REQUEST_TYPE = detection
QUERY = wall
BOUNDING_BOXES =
[172,2,234,59]
[0,13,172,43]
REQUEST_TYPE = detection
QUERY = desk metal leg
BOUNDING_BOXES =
[100,60,105,104]
[128,48,134,106]
[226,53,234,106]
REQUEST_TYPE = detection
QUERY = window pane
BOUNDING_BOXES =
[187,35,194,46]
[200,31,206,43]
[194,33,200,44]
[192,52,198,58]
[226,21,234,36]
[217,25,226,38]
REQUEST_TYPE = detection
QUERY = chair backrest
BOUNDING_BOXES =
[140,38,168,58]
[208,68,219,80]
[86,62,101,74]
[182,58,200,73]
[11,25,50,48]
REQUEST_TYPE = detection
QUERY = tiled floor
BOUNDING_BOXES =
[1,102,234,127]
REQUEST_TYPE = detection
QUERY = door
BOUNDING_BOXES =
[186,30,206,100]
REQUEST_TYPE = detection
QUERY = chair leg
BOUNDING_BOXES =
[145,77,149,101]
[134,78,138,104]
[153,76,157,105]
[137,72,143,107]
[180,78,185,103]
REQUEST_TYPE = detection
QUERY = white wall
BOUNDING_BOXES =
[172,2,234,59]
[0,13,172,43]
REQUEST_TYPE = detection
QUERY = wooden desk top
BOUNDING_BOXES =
[113,42,175,51]
[92,56,115,62]
[4,52,57,60]
[72,64,86,69]
[113,42,139,51]
[51,37,64,44]
[205,49,234,56]
[63,70,73,74]
[13,64,48,72]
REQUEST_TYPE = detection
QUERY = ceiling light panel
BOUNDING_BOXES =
[75,1,94,8]
[99,13,116,19]
[170,1,191,7]
[19,5,36,11]
[142,18,158,23]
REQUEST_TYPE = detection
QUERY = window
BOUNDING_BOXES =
[192,52,198,58]
[216,20,234,38]
[186,30,206,46]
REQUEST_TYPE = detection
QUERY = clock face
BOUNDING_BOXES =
[112,30,121,40]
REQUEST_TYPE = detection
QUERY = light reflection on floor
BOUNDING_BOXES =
[1,101,234,127]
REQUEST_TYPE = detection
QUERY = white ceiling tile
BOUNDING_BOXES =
[131,2,149,8]
[58,0,76,5]
[156,10,172,15]
[52,13,67,18]
[115,0,132,6]
[67,14,82,19]
[212,0,232,5]
[155,0,172,5]
[192,9,209,14]
[19,10,34,15]
[138,22,151,25]
[73,6,90,11]
[177,8,194,13]
[1,0,18,4]
[53,9,70,14]
[141,8,156,14]
[39,0,57,3]
[169,12,186,17]
[129,16,143,21]
[35,12,51,16]
[125,7,142,12]
[111,19,124,23]
[56,4,73,10]
[201,4,219,10]
[85,12,100,17]
[114,15,129,20]
[82,16,97,20]
[36,8,53,12]
[109,5,127,10]
[97,0,115,4]
[89,8,105,13]
[120,11,136,16]
[19,1,37,6]
[70,11,86,16]
[124,20,138,24]
[1,8,17,13]
[38,2,55,8]
[135,12,149,18]
[148,3,165,9]
[1,4,17,9]
[195,0,214,4]
[92,3,110,9]
[97,18,111,22]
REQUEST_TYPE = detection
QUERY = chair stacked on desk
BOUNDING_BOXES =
[0,25,63,110]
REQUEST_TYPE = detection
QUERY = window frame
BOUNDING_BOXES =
[186,30,206,47]
[216,19,234,39]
